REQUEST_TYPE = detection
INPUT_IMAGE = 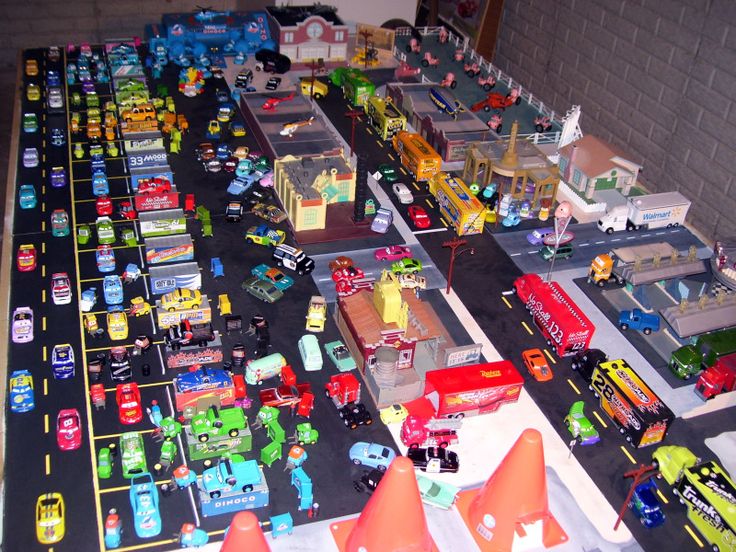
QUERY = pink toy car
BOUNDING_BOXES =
[534,115,552,132]
[487,114,503,133]
[440,72,457,89]
[374,245,412,262]
[394,60,421,79]
[420,52,440,67]
[464,61,481,78]
[478,74,496,91]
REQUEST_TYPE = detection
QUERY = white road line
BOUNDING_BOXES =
[413,227,448,235]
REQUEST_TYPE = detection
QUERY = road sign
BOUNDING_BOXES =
[543,231,574,246]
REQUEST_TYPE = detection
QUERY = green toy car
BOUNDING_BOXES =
[391,258,423,275]
[96,217,116,245]
[120,432,147,479]
[416,473,459,509]
[651,445,699,485]
[564,401,600,446]
[377,163,398,183]
[77,224,91,245]
[325,340,357,372]
[98,447,113,479]
[158,417,182,441]
[293,422,319,446]
[190,406,246,443]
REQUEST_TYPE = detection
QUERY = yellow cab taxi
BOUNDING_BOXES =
[160,288,202,312]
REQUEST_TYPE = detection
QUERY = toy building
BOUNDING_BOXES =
[463,121,559,213]
[266,5,349,64]
[273,153,356,232]
[335,271,456,408]
[386,82,490,162]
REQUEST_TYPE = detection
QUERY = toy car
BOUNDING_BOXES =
[349,442,397,472]
[416,473,460,509]
[527,227,555,245]
[225,200,244,222]
[407,205,431,229]
[36,493,65,544]
[298,334,323,371]
[231,122,246,137]
[19,184,37,209]
[50,272,72,305]
[107,308,129,341]
[92,172,110,197]
[17,244,37,272]
[160,288,201,312]
[116,383,143,425]
[137,177,171,195]
[379,404,409,425]
[502,210,522,227]
[252,202,287,224]
[201,455,261,498]
[259,383,311,408]
[242,275,284,303]
[96,245,116,273]
[195,142,216,162]
[50,166,67,188]
[23,113,38,133]
[265,76,282,90]
[408,446,459,473]
[50,209,70,237]
[522,348,553,382]
[564,401,600,445]
[51,344,75,379]
[341,402,373,429]
[129,473,162,538]
[95,217,115,245]
[9,370,34,413]
[374,245,412,261]
[539,243,573,261]
[305,296,328,332]
[252,263,294,291]
[245,224,286,247]
[98,448,113,479]
[353,468,384,494]
[25,59,39,76]
[629,479,665,528]
[56,408,82,451]
[12,306,34,343]
[49,127,66,146]
[96,195,113,216]
[120,432,147,479]
[392,258,423,275]
[205,120,221,140]
[26,83,40,101]
[328,255,355,273]
[619,308,660,335]
[22,147,39,168]
[325,340,357,372]
[217,104,235,123]
[235,69,254,88]
[397,273,427,290]
[48,88,64,110]
[392,183,414,204]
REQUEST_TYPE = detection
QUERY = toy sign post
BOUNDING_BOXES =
[546,201,572,282]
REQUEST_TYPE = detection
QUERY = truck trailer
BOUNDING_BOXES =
[597,192,690,234]
[514,273,594,357]
[424,361,524,419]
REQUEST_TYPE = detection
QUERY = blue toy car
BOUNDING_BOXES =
[502,209,521,227]
[235,159,254,177]
[201,455,261,499]
[50,128,66,147]
[93,172,109,196]
[629,479,665,528]
[91,153,106,173]
[349,442,397,472]
[618,308,660,335]
[47,70,61,87]
[50,167,67,188]
[103,275,124,305]
[96,246,116,273]
[18,184,37,209]
[9,370,35,413]
[174,366,232,394]
[227,174,257,196]
[129,473,162,538]
[51,344,75,379]
[216,143,232,160]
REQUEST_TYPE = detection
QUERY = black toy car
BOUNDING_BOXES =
[109,346,132,383]
[570,348,608,383]
[265,77,282,91]
[225,200,244,222]
[353,469,385,493]
[407,446,459,473]
[339,402,373,430]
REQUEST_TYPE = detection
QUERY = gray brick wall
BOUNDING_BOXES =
[494,0,736,243]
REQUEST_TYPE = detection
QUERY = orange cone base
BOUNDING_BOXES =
[330,517,439,552]
[220,511,271,552]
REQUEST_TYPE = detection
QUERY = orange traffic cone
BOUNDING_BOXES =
[220,511,271,552]
[456,428,568,551]
[331,456,438,551]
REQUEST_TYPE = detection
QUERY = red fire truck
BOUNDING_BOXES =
[424,361,524,419]
[513,273,594,357]
[400,415,460,448]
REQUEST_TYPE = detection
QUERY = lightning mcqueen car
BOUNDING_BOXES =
[116,383,143,425]
[17,244,37,272]
[137,177,171,195]
[259,383,311,408]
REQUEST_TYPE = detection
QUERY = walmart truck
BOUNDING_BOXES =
[597,192,690,234]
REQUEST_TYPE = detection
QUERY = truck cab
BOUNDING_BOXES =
[618,308,660,335]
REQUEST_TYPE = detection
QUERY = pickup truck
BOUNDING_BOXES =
[190,406,246,442]
[200,455,261,499]
[618,308,660,335]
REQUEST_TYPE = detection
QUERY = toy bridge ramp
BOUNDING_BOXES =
[661,295,736,339]
[617,258,706,287]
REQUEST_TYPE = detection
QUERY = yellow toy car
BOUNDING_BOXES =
[379,403,409,425]
[107,309,129,341]
[160,288,202,312]
[36,492,65,544]
[27,84,41,102]
[129,296,151,317]
[299,78,329,99]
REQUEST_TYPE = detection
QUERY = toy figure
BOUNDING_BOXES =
[440,72,457,88]
[438,27,449,43]
[487,114,503,133]
[406,38,421,54]
[420,52,440,67]
[534,115,552,133]
[104,509,122,549]
[173,465,197,489]
[454,49,465,62]
[464,61,481,78]
[147,400,163,427]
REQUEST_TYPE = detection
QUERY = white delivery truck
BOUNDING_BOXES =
[597,191,690,234]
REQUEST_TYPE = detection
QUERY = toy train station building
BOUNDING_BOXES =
[266,5,349,64]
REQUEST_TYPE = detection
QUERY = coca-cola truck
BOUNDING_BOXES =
[400,415,460,448]
[424,361,524,419]
[694,352,736,400]
[513,273,594,357]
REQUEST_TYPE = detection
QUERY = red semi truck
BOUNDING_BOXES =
[424,361,524,419]
[694,352,736,400]
[513,273,594,357]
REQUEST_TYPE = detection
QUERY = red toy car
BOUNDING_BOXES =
[116,382,143,425]
[408,206,431,229]
[259,383,312,408]
[117,200,137,220]
[137,177,171,195]
[470,90,521,112]
[374,245,412,262]
[96,195,113,216]
[56,408,82,451]
[17,244,37,272]
[332,266,365,283]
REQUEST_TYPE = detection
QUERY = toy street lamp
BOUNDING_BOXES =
[344,109,362,157]
[359,28,373,70]
[443,236,475,294]
[545,200,572,282]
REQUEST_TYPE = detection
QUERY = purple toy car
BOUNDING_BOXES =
[50,167,67,188]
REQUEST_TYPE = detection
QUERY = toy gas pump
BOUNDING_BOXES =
[104,509,122,549]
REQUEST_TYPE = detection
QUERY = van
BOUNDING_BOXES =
[539,242,573,261]
[245,352,287,385]
[272,244,315,275]
[255,49,291,74]
[299,78,328,99]
[371,208,393,234]
[121,104,156,123]
[298,334,323,371]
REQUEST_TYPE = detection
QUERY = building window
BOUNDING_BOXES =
[559,157,567,173]
[335,31,344,41]
[284,32,294,43]
[573,169,581,185]
[304,209,317,225]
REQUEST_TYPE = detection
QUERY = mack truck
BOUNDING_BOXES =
[669,327,736,379]
[324,373,373,429]
[694,352,736,400]
[190,405,247,442]
[400,415,461,448]
[200,454,262,499]
[652,446,736,551]
[597,191,690,234]
[513,273,594,357]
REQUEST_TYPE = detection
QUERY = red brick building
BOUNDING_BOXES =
[266,5,348,64]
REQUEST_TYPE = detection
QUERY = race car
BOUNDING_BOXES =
[408,205,431,229]
[96,195,113,216]
[121,432,147,479]
[107,308,129,341]
[96,245,116,273]
[374,245,412,261]
[51,273,72,305]
[116,383,143,425]
[137,177,171,195]
[251,202,287,224]
[9,370,35,413]
[56,408,82,451]
[36,493,65,544]
[17,244,37,272]
[259,383,311,408]
[245,224,286,247]
[51,344,75,379]
[12,306,34,343]
[129,473,162,538]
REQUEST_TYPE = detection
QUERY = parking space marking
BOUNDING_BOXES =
[566,379,581,395]
[521,320,534,335]
[619,446,636,464]
[593,410,608,429]
[112,538,178,552]
[102,380,170,393]
[94,428,156,441]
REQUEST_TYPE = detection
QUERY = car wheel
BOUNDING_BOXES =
[378,465,387,472]
[198,434,209,443]
[643,328,652,335]
[365,418,373,425]
[620,324,628,331]
[315,93,323,100]
[229,428,239,437]
[210,491,221,499]
[243,484,253,493]
[352,458,361,466]
[246,238,253,244]
[606,228,614,235]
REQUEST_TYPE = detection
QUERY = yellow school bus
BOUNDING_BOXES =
[365,96,406,140]
[391,131,441,182]
[429,172,487,235]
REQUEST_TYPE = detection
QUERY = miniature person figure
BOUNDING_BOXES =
[438,27,449,44]
[147,400,163,427]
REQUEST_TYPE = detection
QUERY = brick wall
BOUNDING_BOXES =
[494,0,736,242]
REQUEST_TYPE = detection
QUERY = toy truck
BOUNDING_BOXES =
[590,359,674,448]
[200,454,261,499]
[669,327,736,379]
[618,308,660,334]
[513,273,594,357]
[424,361,524,418]
[190,405,246,442]
[694,352,736,400]
[597,191,690,234]
[324,373,373,429]
[400,415,460,448]
[173,366,236,415]
[652,446,736,551]
[305,296,327,332]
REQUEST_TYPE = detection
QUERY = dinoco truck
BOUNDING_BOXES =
[400,415,460,448]
[694,352,736,400]
[590,359,674,448]
[190,405,247,442]
[514,273,594,357]
[652,446,736,551]
[669,327,736,379]
[424,361,524,419]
